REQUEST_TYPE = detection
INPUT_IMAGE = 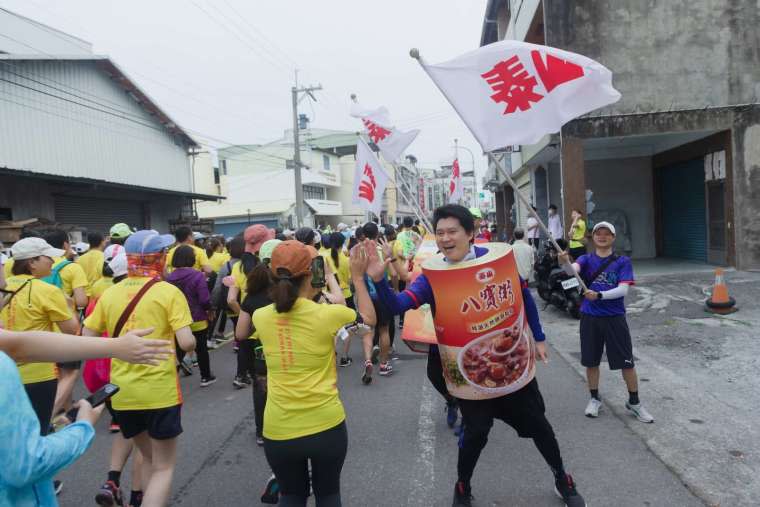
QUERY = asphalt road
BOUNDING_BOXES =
[57,327,702,507]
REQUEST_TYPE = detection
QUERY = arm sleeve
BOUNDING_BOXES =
[600,284,629,300]
[522,287,546,342]
[374,274,433,316]
[0,355,95,487]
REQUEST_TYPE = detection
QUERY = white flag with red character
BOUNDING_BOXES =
[350,102,420,162]
[420,40,621,151]
[352,137,390,217]
[448,158,463,203]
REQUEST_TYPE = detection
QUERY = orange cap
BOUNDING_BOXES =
[270,240,315,278]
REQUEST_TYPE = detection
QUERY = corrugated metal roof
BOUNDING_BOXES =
[0,54,198,148]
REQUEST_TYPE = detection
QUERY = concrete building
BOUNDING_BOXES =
[196,128,413,235]
[0,9,214,234]
[481,0,760,269]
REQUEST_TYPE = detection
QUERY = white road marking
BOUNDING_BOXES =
[407,381,437,506]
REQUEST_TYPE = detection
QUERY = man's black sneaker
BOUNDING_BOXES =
[54,480,63,496]
[452,480,473,507]
[261,474,280,504]
[339,356,352,367]
[232,375,248,389]
[200,375,217,387]
[95,480,123,506]
[555,473,586,507]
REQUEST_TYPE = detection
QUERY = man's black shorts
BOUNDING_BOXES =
[372,297,392,327]
[115,405,183,440]
[457,378,548,439]
[580,313,635,370]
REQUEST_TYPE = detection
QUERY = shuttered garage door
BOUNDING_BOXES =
[660,159,707,262]
[55,196,145,234]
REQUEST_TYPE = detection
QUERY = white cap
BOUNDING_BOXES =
[592,221,616,236]
[74,242,90,254]
[104,244,128,277]
[337,222,348,231]
[10,237,65,260]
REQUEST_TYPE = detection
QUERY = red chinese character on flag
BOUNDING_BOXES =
[481,55,544,114]
[358,163,377,203]
[363,119,391,144]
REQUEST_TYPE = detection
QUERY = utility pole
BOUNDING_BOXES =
[292,83,322,228]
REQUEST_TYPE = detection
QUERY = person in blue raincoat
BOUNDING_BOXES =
[0,328,171,506]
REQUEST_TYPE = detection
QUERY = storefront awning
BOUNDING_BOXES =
[305,199,343,216]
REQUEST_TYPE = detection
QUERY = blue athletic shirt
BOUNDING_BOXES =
[373,245,546,342]
[576,253,635,317]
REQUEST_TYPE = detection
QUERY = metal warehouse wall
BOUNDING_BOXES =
[0,59,192,193]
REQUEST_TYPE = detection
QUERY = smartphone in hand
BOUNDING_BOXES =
[66,383,120,421]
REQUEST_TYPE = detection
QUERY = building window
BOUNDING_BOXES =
[213,167,220,184]
[322,154,331,171]
[303,185,326,200]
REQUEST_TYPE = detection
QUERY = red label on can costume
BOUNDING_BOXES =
[422,243,536,400]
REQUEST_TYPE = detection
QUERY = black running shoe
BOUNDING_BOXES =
[555,473,586,507]
[261,474,280,504]
[451,481,472,507]
[361,360,373,385]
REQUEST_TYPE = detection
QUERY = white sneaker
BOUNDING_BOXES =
[625,402,654,423]
[584,398,602,418]
[206,340,217,350]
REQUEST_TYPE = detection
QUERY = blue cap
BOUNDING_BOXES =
[124,230,176,255]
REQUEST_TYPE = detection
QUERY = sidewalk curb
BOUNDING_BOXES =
[546,341,714,507]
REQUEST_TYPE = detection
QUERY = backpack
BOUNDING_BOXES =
[41,259,72,288]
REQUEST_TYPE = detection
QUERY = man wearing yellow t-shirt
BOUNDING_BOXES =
[165,226,211,275]
[0,237,79,437]
[83,229,194,507]
[76,232,107,297]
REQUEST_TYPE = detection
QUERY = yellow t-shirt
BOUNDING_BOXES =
[208,252,229,273]
[52,257,88,298]
[324,251,351,298]
[83,277,193,410]
[3,257,13,279]
[165,244,210,273]
[252,298,356,440]
[569,218,587,249]
[231,261,248,303]
[77,249,104,296]
[90,276,114,299]
[1,275,72,383]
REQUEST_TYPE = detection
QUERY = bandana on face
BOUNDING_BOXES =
[127,252,166,279]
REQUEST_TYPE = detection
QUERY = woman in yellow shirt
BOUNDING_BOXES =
[0,237,79,436]
[568,209,588,261]
[325,232,354,367]
[252,240,376,506]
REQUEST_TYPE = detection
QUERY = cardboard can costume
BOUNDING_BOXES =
[422,243,536,400]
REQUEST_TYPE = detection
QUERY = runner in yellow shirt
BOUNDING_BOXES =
[83,229,194,507]
[252,239,375,505]
[164,226,211,275]
[76,232,107,296]
[0,237,79,437]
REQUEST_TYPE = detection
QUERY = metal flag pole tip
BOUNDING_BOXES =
[409,48,420,60]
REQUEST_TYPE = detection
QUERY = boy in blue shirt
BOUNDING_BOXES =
[561,221,654,424]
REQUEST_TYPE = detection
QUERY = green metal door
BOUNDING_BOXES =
[660,159,707,261]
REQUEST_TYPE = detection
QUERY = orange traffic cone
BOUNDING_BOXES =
[705,268,737,314]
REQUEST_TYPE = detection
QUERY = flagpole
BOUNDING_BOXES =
[410,48,588,291]
[454,138,461,205]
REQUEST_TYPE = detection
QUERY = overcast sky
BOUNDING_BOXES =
[3,0,489,177]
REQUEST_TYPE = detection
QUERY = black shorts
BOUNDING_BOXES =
[24,379,58,436]
[580,313,635,370]
[371,297,392,327]
[56,361,82,370]
[458,378,548,439]
[115,405,183,440]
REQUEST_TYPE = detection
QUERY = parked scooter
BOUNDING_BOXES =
[535,239,583,319]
